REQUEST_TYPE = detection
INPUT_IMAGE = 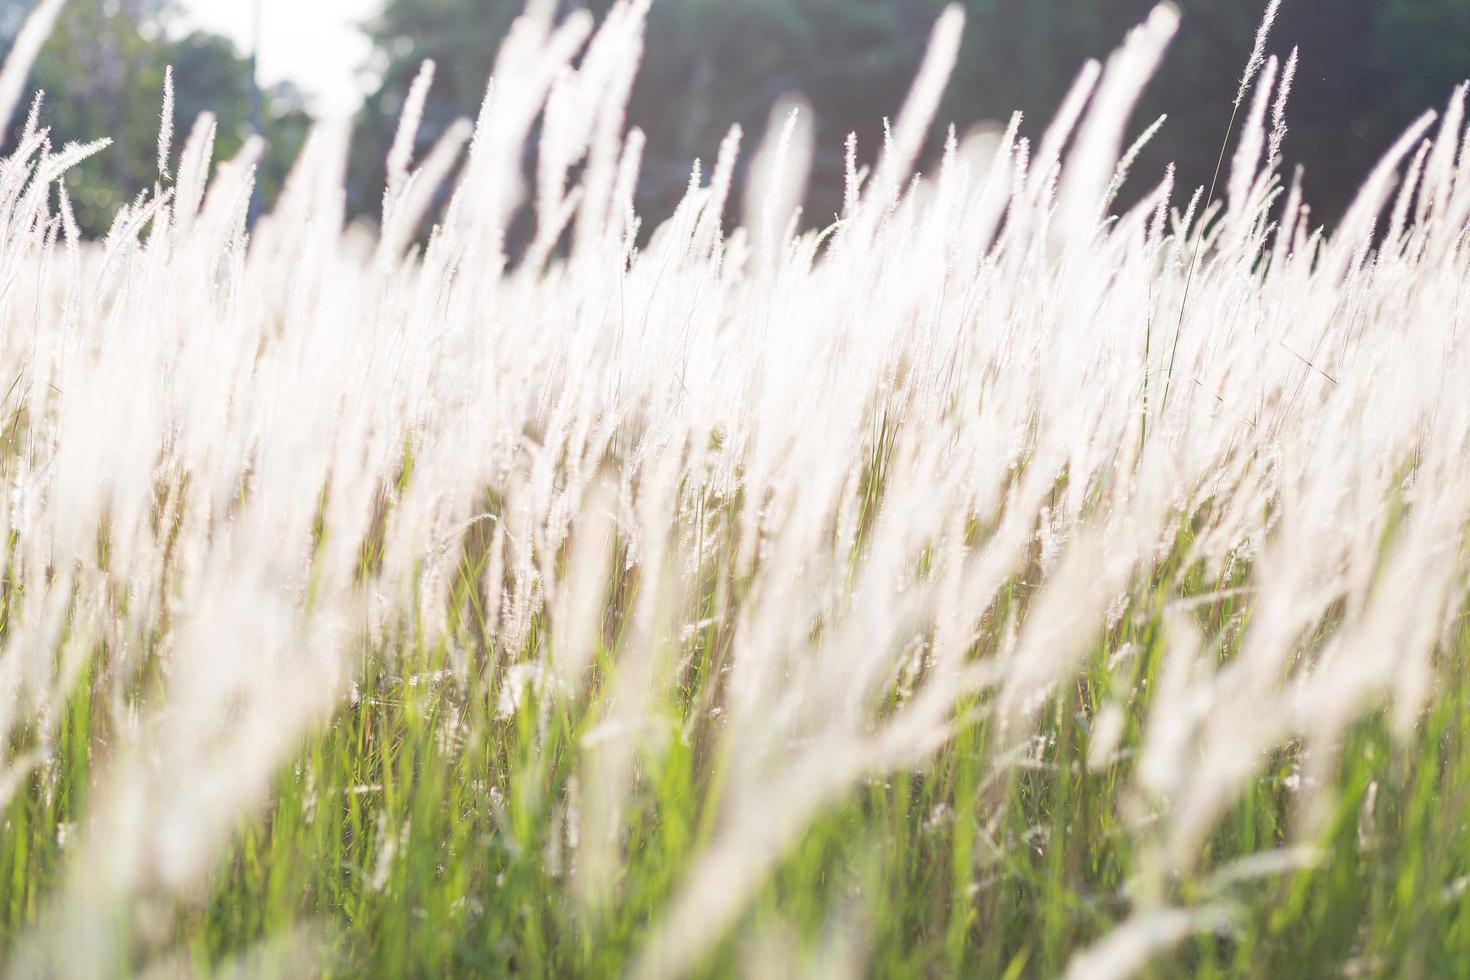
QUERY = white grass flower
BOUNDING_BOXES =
[1236,0,1282,110]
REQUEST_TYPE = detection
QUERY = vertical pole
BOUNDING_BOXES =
[248,0,263,226]
[250,0,263,132]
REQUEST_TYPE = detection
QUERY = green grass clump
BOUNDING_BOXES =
[3,518,1468,978]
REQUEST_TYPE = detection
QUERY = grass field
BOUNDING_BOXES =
[3,1,1470,976]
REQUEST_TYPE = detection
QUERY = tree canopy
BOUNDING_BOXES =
[0,0,311,235]
[358,0,1470,229]
[6,0,1470,234]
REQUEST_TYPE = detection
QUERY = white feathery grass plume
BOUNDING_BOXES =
[1103,112,1167,210]
[611,123,645,250]
[998,532,1109,729]
[842,130,861,219]
[1149,161,1175,245]
[1137,610,1206,805]
[1426,94,1470,256]
[1386,137,1432,251]
[1029,59,1102,205]
[1322,109,1437,280]
[691,122,742,256]
[877,4,965,200]
[193,132,263,249]
[630,748,871,980]
[745,97,813,272]
[55,176,77,244]
[1159,0,1282,411]
[1236,0,1282,110]
[378,117,473,267]
[1062,907,1234,980]
[841,2,963,245]
[548,477,615,700]
[172,111,217,234]
[34,137,111,186]
[1226,54,1277,238]
[384,59,436,211]
[1268,46,1299,164]
[1419,82,1466,229]
[575,455,684,914]
[157,65,174,180]
[449,7,593,256]
[570,0,649,259]
[1053,2,1178,249]
[633,653,1006,980]
[19,89,44,147]
[1268,162,1303,272]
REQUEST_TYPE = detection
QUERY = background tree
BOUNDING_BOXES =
[1375,0,1470,124]
[950,0,1389,225]
[348,0,521,218]
[354,0,1464,234]
[6,0,1469,236]
[352,0,952,226]
[0,0,312,235]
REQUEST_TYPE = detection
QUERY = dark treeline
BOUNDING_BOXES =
[6,0,1469,235]
[0,0,312,235]
[357,0,1468,231]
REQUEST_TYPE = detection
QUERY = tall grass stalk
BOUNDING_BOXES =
[0,1,1465,977]
[1159,0,1281,419]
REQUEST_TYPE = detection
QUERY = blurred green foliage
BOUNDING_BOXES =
[358,0,1470,229]
[0,0,311,235]
[7,0,1470,234]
